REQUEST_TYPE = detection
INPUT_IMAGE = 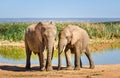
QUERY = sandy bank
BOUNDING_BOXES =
[0,63,120,78]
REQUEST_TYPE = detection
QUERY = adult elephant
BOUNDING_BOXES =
[25,21,57,71]
[58,25,95,70]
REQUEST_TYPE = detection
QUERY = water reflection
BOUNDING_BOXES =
[0,46,26,60]
[0,46,120,65]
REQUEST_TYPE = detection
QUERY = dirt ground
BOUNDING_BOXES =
[0,63,120,78]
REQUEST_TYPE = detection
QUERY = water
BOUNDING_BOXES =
[81,49,120,65]
[0,18,120,23]
[54,49,120,66]
[0,48,120,66]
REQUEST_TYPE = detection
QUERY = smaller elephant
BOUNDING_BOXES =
[58,25,95,70]
[25,21,57,71]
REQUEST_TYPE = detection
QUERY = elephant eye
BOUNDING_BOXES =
[66,36,69,39]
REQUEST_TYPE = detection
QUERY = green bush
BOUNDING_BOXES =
[0,23,29,41]
[76,22,120,39]
[0,22,120,41]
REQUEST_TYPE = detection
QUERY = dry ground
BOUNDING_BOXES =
[0,63,120,78]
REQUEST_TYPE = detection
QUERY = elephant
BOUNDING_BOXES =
[25,21,57,71]
[58,25,95,70]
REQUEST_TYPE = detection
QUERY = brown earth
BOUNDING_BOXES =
[0,63,120,78]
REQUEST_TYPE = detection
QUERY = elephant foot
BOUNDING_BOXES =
[65,66,73,70]
[74,66,80,70]
[61,66,73,70]
[25,65,30,69]
[46,66,53,71]
[40,67,46,71]
[58,66,62,70]
[90,65,95,69]
[80,65,82,68]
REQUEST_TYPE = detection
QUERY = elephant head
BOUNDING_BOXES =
[33,21,56,57]
[40,21,56,54]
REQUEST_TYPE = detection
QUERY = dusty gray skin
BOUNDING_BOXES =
[25,21,57,71]
[58,25,95,70]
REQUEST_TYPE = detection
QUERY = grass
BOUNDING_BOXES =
[0,22,120,41]
[0,23,29,41]
[56,22,120,39]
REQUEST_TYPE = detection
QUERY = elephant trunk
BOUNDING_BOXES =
[47,38,54,67]
[58,42,66,70]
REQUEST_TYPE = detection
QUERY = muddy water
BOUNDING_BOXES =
[0,46,120,66]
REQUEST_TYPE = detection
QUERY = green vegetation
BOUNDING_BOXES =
[0,22,120,41]
[0,23,29,41]
[56,22,120,39]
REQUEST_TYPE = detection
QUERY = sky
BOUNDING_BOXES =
[0,0,120,18]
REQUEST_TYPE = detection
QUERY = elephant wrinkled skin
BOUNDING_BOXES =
[58,25,95,70]
[25,21,57,71]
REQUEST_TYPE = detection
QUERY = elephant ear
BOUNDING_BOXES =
[71,30,80,45]
[35,22,43,37]
[37,22,43,26]
[35,22,43,29]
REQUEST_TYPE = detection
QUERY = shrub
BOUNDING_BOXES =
[0,22,120,41]
[0,23,29,41]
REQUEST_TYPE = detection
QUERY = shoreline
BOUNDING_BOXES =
[0,39,120,51]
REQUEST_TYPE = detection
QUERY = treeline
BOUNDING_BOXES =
[0,22,120,41]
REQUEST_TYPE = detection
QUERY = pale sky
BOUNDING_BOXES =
[0,0,120,18]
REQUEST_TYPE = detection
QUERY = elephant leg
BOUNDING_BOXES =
[74,47,80,70]
[80,57,82,68]
[38,51,46,71]
[25,46,32,69]
[51,47,54,60]
[46,48,53,71]
[39,45,46,71]
[85,46,95,69]
[38,53,41,70]
[65,48,72,70]
[43,50,47,69]
[46,52,53,71]
[46,47,54,70]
